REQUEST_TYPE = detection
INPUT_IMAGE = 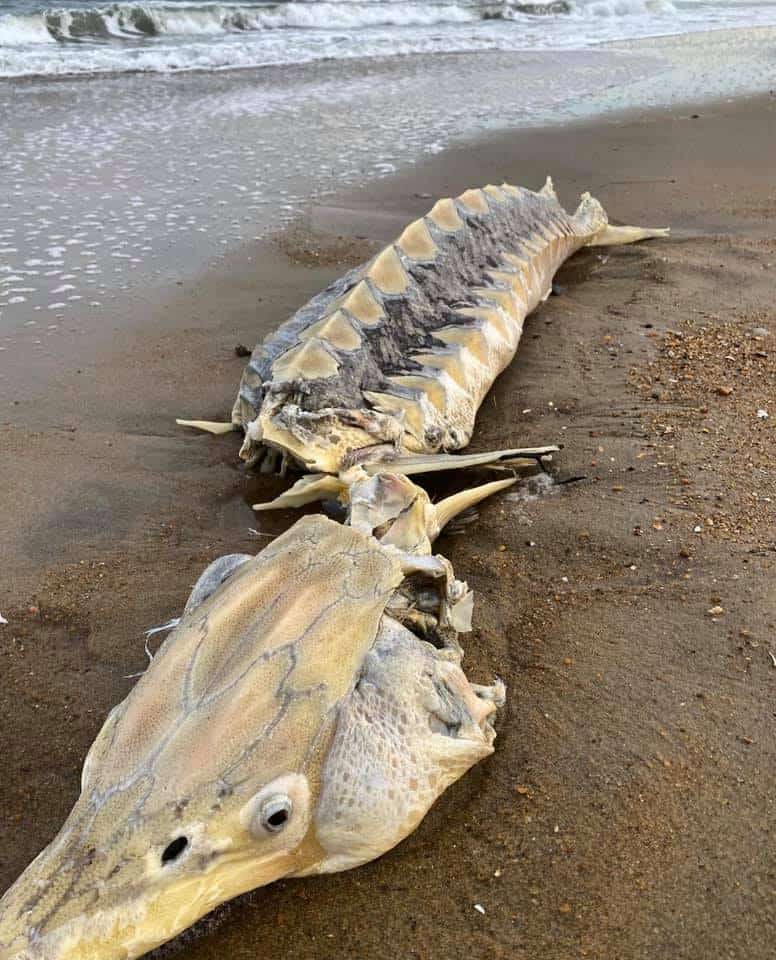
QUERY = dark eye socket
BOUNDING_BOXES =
[161,836,189,864]
[267,809,288,829]
[260,797,292,833]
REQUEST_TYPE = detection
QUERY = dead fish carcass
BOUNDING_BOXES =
[179,179,667,493]
[0,180,670,959]
[0,475,505,960]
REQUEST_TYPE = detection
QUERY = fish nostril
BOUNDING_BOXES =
[161,836,189,865]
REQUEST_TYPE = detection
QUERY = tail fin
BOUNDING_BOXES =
[570,190,670,246]
[587,224,670,247]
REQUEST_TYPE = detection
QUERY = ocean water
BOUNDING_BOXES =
[1,0,775,78]
[1,0,775,373]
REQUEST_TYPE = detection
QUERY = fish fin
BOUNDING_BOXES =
[435,477,518,531]
[572,192,609,235]
[587,224,670,246]
[539,175,558,201]
[176,418,237,435]
[252,474,346,511]
[368,446,559,476]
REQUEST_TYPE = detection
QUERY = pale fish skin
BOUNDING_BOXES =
[0,487,503,960]
[178,178,667,477]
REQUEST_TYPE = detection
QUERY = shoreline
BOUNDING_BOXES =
[1,90,775,959]
[2,27,776,351]
[2,21,776,82]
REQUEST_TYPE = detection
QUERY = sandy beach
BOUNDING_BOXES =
[1,82,775,960]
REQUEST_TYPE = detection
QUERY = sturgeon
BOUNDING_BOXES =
[178,178,667,509]
[0,180,669,960]
[0,473,506,960]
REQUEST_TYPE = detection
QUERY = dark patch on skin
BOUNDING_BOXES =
[235,187,577,423]
[195,851,219,871]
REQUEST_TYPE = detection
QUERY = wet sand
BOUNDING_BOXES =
[1,93,775,959]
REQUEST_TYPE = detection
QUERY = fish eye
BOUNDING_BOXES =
[261,797,292,832]
[161,836,189,865]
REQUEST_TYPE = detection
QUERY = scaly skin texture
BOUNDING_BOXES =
[0,514,501,960]
[224,181,664,474]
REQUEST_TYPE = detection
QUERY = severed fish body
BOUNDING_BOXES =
[0,477,504,960]
[0,181,669,960]
[179,179,667,480]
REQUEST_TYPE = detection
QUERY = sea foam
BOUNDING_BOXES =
[1,0,756,79]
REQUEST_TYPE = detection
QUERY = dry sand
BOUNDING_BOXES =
[0,93,774,959]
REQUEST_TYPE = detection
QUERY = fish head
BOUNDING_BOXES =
[0,516,405,960]
[0,765,317,960]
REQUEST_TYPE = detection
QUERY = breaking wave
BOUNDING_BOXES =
[0,0,677,46]
[1,0,759,78]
